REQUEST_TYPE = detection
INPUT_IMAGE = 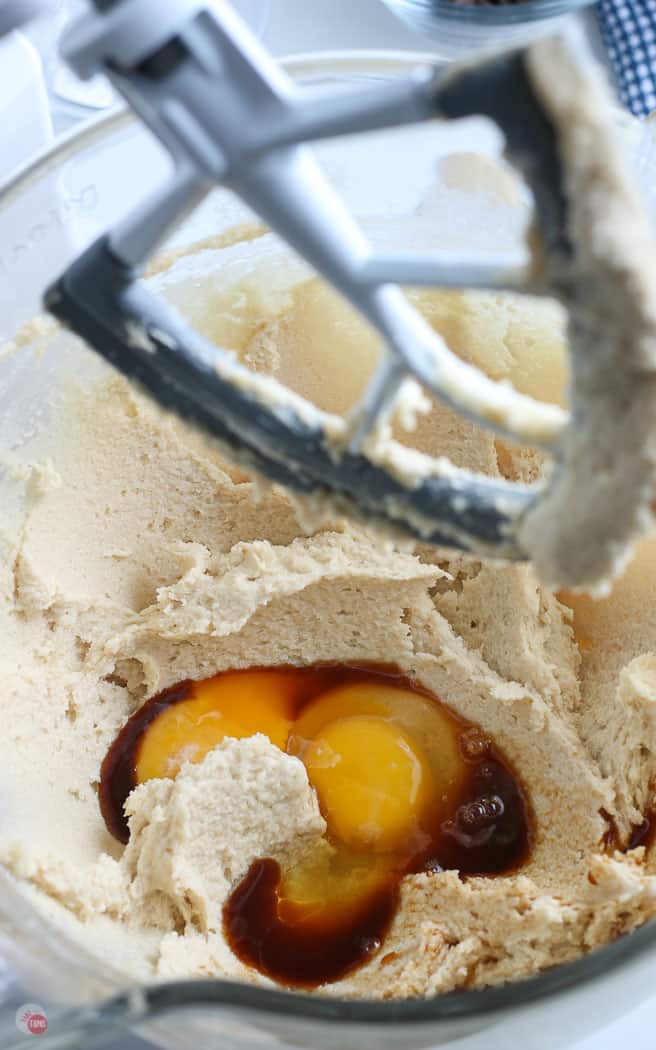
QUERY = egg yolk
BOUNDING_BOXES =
[135,669,299,781]
[100,664,531,988]
[277,842,392,921]
[290,681,466,823]
[135,676,466,855]
[301,715,432,853]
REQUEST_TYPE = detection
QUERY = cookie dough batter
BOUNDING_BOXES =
[1,237,656,997]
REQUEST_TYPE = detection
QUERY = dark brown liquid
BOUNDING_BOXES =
[100,664,533,987]
[601,808,656,855]
[628,814,656,852]
[225,858,399,987]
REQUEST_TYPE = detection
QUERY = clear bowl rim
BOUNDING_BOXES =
[383,0,597,26]
[97,920,656,1025]
[1,47,655,1027]
[0,50,445,201]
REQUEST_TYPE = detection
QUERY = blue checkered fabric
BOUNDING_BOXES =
[597,0,656,117]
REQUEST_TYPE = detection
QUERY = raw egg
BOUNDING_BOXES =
[301,714,433,853]
[100,664,532,986]
[135,668,300,781]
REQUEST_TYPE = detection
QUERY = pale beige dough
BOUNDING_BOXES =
[1,252,656,997]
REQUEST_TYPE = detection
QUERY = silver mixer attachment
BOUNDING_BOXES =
[45,0,656,589]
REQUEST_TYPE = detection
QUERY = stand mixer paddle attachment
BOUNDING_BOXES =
[44,0,656,592]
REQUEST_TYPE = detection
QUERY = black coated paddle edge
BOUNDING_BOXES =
[45,235,535,557]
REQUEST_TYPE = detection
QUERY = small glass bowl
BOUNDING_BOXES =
[380,0,597,58]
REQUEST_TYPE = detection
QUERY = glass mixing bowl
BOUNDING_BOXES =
[1,50,656,1050]
[379,0,596,58]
